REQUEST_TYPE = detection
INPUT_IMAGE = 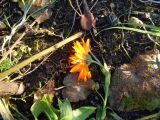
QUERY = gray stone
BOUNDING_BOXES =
[109,49,160,111]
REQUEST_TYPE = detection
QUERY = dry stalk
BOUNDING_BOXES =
[0,20,37,65]
[0,32,83,79]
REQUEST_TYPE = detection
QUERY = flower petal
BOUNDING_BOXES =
[70,63,82,72]
[69,39,91,82]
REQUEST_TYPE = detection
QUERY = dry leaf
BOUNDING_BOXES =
[34,80,55,101]
[62,73,96,102]
[18,0,53,24]
[0,21,6,30]
[80,11,96,30]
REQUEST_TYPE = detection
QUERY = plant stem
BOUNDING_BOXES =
[0,32,83,79]
[95,89,105,102]
[136,112,160,120]
[0,98,14,120]
[90,51,101,64]
[68,0,81,16]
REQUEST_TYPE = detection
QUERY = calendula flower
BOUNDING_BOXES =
[69,39,91,82]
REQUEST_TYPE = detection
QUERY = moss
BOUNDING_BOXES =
[0,58,12,72]
[122,90,160,111]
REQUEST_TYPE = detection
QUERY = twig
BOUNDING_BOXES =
[0,98,14,120]
[1,0,35,55]
[10,53,53,82]
[136,112,160,120]
[67,12,77,37]
[68,0,81,16]
[90,0,98,11]
[76,0,82,15]
[0,0,35,64]
[0,32,83,79]
[0,20,37,64]
[138,0,160,4]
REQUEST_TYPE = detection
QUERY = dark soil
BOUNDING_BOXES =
[1,0,160,120]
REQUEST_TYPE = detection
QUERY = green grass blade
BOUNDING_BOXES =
[31,100,58,120]
[97,26,160,37]
[58,99,73,120]
[72,106,96,120]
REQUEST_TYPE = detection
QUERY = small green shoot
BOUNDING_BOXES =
[0,58,12,72]
[72,106,96,120]
[31,94,96,120]
[31,94,58,120]
[58,99,73,120]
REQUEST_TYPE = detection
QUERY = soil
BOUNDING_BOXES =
[1,0,160,120]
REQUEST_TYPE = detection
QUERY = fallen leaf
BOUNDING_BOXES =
[80,11,96,30]
[62,73,96,102]
[18,0,53,24]
[34,80,55,101]
[0,21,6,30]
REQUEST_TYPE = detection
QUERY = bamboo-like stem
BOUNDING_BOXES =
[0,98,14,120]
[137,112,160,120]
[0,32,83,79]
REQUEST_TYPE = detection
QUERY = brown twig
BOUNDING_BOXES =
[0,32,83,79]
[0,20,37,64]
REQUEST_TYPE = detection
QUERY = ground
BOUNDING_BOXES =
[0,0,160,120]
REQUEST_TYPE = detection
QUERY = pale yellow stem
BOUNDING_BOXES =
[0,32,83,79]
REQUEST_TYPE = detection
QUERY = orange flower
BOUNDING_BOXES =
[69,39,91,82]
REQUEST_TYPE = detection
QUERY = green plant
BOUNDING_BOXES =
[90,58,123,120]
[31,94,96,120]
[0,58,12,72]
[68,39,123,120]
[97,17,160,46]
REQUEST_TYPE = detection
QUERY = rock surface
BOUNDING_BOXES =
[109,49,160,111]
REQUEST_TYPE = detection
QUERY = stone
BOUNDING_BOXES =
[109,49,160,111]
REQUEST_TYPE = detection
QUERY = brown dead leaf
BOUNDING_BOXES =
[80,11,96,30]
[0,21,6,30]
[62,73,96,102]
[18,0,53,24]
[34,80,55,101]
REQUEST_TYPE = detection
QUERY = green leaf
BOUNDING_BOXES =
[104,70,111,101]
[42,94,53,104]
[58,99,73,120]
[96,107,106,120]
[72,106,96,120]
[89,118,96,120]
[109,112,124,120]
[96,62,111,120]
[31,100,58,120]
[100,62,111,107]
[98,26,160,38]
